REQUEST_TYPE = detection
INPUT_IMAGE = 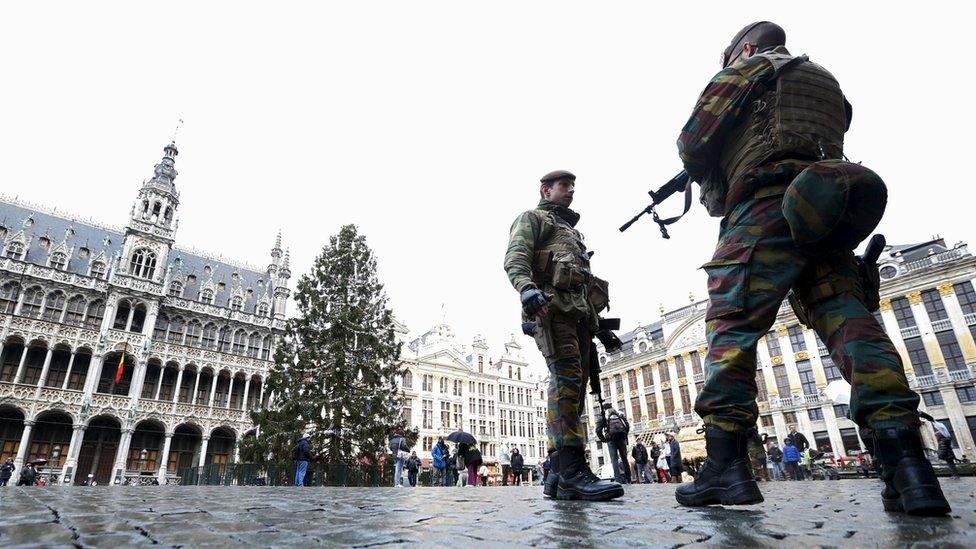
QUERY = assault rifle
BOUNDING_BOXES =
[589,318,622,443]
[619,170,691,239]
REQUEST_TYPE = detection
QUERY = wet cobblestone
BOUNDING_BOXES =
[1,479,974,547]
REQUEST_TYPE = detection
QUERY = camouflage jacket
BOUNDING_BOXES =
[677,46,852,210]
[504,200,598,323]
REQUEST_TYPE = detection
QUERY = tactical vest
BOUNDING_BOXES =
[717,51,847,202]
[530,211,603,320]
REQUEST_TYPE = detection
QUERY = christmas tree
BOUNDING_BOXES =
[241,224,413,465]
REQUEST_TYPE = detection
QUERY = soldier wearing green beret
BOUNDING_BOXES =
[674,21,949,515]
[503,170,623,501]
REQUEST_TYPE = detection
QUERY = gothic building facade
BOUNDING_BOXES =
[0,142,289,485]
[586,237,976,472]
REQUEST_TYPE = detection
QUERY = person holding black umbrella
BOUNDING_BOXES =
[447,430,482,487]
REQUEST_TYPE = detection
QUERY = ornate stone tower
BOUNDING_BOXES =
[268,232,291,319]
[118,142,180,287]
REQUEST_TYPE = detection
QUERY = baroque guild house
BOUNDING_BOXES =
[0,142,288,485]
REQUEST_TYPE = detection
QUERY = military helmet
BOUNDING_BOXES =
[782,160,888,250]
[540,170,576,184]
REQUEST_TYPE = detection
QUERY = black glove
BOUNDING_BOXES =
[520,287,548,316]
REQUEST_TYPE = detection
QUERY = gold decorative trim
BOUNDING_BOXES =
[938,283,954,297]
[906,291,922,305]
[771,356,784,365]
[680,352,691,360]
[666,356,676,365]
[630,390,638,398]
[795,351,809,361]
[775,326,788,337]
[879,298,892,312]
[759,401,769,411]
[677,377,687,385]
[661,381,671,390]
[698,346,707,356]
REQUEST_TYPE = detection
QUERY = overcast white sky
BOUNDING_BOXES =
[2,2,973,376]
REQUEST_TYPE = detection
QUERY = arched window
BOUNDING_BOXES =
[402,370,413,389]
[0,282,20,314]
[202,323,218,349]
[247,333,261,358]
[130,303,147,332]
[167,317,185,343]
[256,302,270,317]
[168,281,183,297]
[49,252,68,270]
[90,261,106,279]
[230,296,243,312]
[218,327,232,353]
[153,314,169,340]
[113,300,131,330]
[4,241,25,260]
[261,335,273,360]
[20,286,44,318]
[232,330,246,355]
[84,300,105,329]
[64,295,86,326]
[185,320,202,346]
[129,248,157,279]
[41,291,66,321]
[200,289,214,305]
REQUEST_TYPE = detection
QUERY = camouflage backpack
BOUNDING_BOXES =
[781,160,887,251]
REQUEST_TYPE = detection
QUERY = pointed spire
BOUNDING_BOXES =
[271,230,283,260]
[280,248,291,279]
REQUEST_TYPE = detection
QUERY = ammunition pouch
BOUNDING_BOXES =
[589,276,610,314]
[533,251,589,291]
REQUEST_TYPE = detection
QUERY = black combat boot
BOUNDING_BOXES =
[543,450,559,499]
[872,426,951,516]
[675,426,763,507]
[556,446,624,501]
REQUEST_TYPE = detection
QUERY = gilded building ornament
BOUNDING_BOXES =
[906,291,922,305]
[771,356,784,365]
[795,351,809,361]
[938,283,954,297]
[775,326,788,337]
[879,298,892,311]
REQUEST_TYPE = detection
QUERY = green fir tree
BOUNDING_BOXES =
[241,224,412,465]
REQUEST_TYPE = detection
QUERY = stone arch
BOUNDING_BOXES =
[0,405,26,462]
[19,339,50,386]
[0,335,26,383]
[76,415,122,485]
[97,350,134,396]
[27,409,74,468]
[168,423,203,474]
[664,311,707,353]
[207,426,237,467]
[130,418,168,474]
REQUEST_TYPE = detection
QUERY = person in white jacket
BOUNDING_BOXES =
[497,443,512,486]
[657,439,672,483]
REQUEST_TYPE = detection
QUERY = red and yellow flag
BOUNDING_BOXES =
[114,351,125,384]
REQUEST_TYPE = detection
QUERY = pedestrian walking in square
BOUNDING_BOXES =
[389,429,409,487]
[783,438,803,481]
[767,442,784,480]
[0,458,14,486]
[293,434,313,487]
[510,447,525,486]
[432,437,450,487]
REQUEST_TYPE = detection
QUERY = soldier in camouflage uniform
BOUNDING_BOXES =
[673,22,950,515]
[504,170,623,501]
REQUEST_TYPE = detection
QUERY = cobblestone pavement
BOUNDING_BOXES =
[0,479,974,547]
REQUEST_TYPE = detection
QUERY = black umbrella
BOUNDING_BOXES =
[446,430,476,445]
[29,458,48,466]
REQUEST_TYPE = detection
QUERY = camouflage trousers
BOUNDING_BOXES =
[539,312,591,450]
[695,189,919,433]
